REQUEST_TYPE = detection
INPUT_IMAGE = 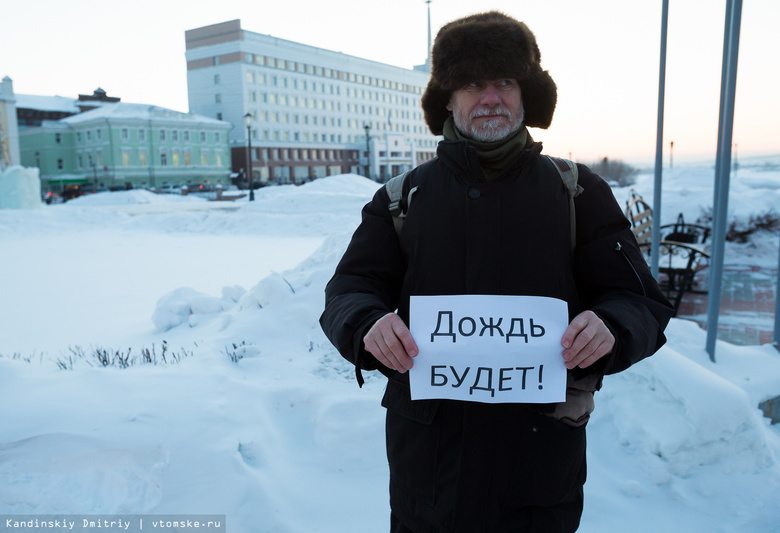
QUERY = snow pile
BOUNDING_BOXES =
[67,189,206,207]
[0,165,42,209]
[0,168,779,532]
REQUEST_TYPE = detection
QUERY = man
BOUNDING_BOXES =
[320,11,673,533]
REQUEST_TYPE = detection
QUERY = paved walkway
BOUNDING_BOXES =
[675,265,777,346]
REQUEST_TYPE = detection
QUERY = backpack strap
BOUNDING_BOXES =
[385,170,417,237]
[386,158,581,251]
[545,155,583,253]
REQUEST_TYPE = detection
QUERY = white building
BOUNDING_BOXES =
[185,19,439,184]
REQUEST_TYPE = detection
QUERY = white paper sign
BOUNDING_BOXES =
[409,295,568,404]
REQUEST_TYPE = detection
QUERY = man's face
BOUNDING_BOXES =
[446,79,524,142]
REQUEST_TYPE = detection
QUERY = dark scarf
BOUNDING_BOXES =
[443,116,533,181]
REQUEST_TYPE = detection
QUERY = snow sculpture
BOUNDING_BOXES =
[0,165,43,209]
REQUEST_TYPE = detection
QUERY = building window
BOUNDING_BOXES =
[139,129,146,141]
[96,129,102,140]
[201,153,208,166]
[77,132,81,143]
[215,93,222,103]
[183,131,190,142]
[185,153,191,166]
[57,158,63,170]
[55,133,62,144]
[122,152,130,166]
[172,152,180,166]
[161,153,167,166]
[139,152,147,166]
[215,152,222,166]
[77,155,83,169]
[160,129,166,141]
[214,74,220,84]
[172,130,178,142]
[86,131,92,142]
[214,132,220,143]
[217,112,222,120]
[200,132,206,143]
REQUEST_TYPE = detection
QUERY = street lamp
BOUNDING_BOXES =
[363,123,371,180]
[244,112,254,201]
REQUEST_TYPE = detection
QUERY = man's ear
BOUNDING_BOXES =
[446,101,453,112]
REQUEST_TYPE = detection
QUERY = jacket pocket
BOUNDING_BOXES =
[502,409,587,509]
[382,379,441,507]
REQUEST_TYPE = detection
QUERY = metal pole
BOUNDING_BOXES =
[774,237,780,349]
[247,125,254,201]
[651,0,669,279]
[364,124,371,179]
[706,0,742,360]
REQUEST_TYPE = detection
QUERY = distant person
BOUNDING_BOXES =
[320,11,673,532]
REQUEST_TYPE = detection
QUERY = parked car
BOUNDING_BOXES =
[160,184,182,194]
[43,191,61,204]
[61,185,86,202]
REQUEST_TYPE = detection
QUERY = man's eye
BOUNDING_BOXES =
[465,81,482,90]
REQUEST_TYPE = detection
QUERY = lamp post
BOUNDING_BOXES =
[244,112,254,201]
[363,123,371,180]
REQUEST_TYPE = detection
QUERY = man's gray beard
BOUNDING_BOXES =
[454,108,524,142]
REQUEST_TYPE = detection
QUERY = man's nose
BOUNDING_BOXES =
[478,84,503,106]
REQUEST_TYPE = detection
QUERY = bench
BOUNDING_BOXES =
[625,191,711,316]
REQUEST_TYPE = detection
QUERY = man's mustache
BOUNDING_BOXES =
[470,107,511,120]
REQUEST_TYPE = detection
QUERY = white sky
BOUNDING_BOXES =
[3,0,779,166]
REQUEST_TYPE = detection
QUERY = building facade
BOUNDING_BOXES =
[19,102,232,193]
[185,19,439,184]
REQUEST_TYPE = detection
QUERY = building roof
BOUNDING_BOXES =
[15,94,79,113]
[58,102,228,127]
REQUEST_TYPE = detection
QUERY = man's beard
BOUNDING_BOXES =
[453,106,524,142]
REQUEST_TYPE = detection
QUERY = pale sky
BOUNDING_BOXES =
[3,0,779,167]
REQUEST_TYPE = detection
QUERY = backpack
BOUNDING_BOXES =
[386,155,583,252]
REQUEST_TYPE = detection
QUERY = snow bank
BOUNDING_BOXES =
[1,168,779,532]
[67,189,206,207]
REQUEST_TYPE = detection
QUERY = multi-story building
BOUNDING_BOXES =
[19,99,232,193]
[185,19,439,184]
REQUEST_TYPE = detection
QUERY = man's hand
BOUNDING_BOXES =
[363,313,419,373]
[561,310,615,370]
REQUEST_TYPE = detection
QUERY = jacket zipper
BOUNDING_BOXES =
[615,241,647,296]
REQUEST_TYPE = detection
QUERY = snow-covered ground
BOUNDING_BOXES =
[0,164,779,532]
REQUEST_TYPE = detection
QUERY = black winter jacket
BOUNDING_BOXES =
[320,140,673,532]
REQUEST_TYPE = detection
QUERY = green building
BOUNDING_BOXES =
[19,102,232,193]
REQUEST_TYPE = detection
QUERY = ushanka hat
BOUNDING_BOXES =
[421,11,557,135]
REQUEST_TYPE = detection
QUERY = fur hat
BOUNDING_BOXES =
[421,11,557,134]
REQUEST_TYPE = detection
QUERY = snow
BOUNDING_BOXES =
[0,165,779,532]
[14,94,79,114]
[59,102,228,125]
[0,166,42,209]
